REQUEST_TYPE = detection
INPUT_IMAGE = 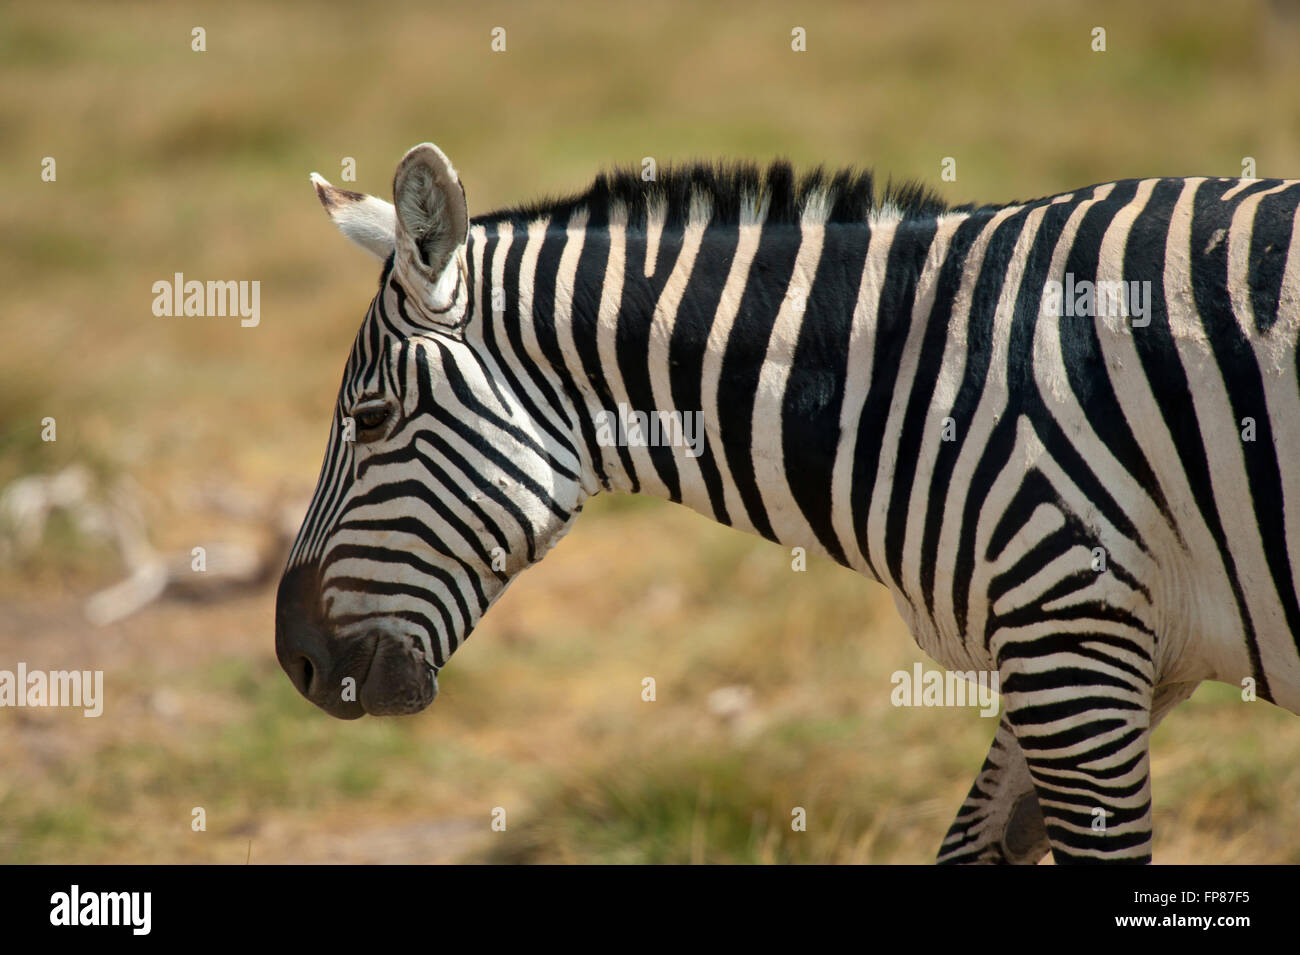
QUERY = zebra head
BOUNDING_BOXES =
[276,144,591,718]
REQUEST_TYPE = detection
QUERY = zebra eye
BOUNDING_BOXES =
[350,399,394,440]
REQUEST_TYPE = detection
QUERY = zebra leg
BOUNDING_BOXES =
[997,651,1165,864]
[936,680,1199,864]
[937,713,1048,864]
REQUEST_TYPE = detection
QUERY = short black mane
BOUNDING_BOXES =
[471,159,953,230]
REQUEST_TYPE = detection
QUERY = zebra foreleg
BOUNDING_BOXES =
[997,651,1161,864]
[935,680,1198,863]
[936,713,1049,864]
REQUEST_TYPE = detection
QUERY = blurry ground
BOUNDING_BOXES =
[2,0,1299,863]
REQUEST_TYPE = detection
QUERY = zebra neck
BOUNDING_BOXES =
[502,211,965,575]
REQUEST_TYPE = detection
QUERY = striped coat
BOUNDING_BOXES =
[277,143,1300,863]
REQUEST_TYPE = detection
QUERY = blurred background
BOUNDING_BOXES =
[3,0,1299,863]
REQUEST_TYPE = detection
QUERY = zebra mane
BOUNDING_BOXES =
[470,159,952,229]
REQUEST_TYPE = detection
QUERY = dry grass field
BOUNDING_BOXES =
[2,0,1299,863]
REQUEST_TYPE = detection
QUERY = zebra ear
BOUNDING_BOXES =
[392,143,469,296]
[310,172,396,261]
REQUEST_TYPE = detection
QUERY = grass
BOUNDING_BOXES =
[1,0,1299,863]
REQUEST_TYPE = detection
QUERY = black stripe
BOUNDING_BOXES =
[617,226,687,500]
[1247,183,1300,333]
[915,215,987,612]
[500,224,573,427]
[567,224,633,491]
[669,223,741,524]
[880,218,948,587]
[717,219,801,540]
[782,221,872,561]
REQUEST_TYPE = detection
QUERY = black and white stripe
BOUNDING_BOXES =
[280,144,1300,863]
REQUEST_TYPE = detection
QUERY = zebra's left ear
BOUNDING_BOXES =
[310,172,397,261]
[392,143,469,314]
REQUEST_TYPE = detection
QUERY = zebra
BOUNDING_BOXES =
[276,142,1300,864]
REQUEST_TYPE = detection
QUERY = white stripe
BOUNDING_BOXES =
[514,217,551,404]
[751,223,826,547]
[644,196,665,277]
[643,217,708,503]
[550,208,593,446]
[593,206,629,488]
[1219,178,1256,202]
[699,224,764,531]
[828,223,894,578]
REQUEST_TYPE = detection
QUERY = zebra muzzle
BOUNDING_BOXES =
[356,634,439,717]
[275,566,438,718]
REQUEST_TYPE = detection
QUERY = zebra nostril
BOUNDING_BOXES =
[298,656,315,693]
[283,651,320,698]
[275,563,334,703]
